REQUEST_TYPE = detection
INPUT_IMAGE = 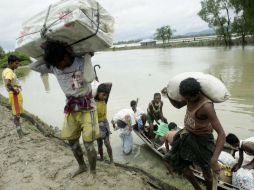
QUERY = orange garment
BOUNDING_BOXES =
[2,68,23,115]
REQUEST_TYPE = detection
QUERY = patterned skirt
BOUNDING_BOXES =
[170,129,215,173]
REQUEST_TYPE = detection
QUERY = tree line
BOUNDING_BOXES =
[154,0,254,46]
[199,0,254,46]
[154,25,175,44]
[0,46,31,68]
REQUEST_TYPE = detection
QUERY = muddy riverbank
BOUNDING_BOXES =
[0,94,180,190]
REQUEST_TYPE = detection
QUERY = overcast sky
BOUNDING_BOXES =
[0,0,209,51]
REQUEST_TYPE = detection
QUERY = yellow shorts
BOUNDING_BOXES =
[61,110,100,142]
[8,92,24,116]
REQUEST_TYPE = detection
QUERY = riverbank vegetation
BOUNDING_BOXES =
[113,0,254,50]
[0,46,31,68]
[154,25,175,44]
[111,35,254,51]
[199,0,254,46]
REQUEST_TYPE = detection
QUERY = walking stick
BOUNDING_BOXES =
[94,64,101,82]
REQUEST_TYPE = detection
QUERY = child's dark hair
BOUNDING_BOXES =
[179,77,201,97]
[130,100,137,107]
[8,55,20,64]
[226,133,240,146]
[95,83,112,102]
[154,93,161,98]
[168,122,177,130]
[43,40,73,68]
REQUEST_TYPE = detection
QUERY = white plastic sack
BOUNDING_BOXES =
[232,168,254,190]
[119,128,133,154]
[91,80,99,97]
[157,143,171,152]
[113,109,136,127]
[218,151,237,168]
[166,72,230,103]
[235,150,254,166]
[15,0,114,58]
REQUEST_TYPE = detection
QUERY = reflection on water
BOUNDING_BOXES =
[0,46,253,178]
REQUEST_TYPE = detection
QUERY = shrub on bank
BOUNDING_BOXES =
[0,50,31,68]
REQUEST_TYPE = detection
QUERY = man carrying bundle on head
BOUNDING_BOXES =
[30,40,100,178]
[162,77,225,190]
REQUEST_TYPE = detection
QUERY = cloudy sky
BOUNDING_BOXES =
[0,0,209,51]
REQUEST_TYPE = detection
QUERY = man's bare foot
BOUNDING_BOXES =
[17,129,24,139]
[109,159,114,165]
[17,128,29,139]
[71,165,87,178]
[90,170,96,179]
[86,172,96,185]
[23,131,30,136]
[97,155,103,161]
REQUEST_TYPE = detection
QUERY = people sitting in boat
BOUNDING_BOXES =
[162,128,178,176]
[153,122,177,145]
[136,113,147,131]
[130,99,144,120]
[162,78,225,190]
[146,93,168,138]
[226,133,254,171]
[111,109,146,154]
[164,128,177,152]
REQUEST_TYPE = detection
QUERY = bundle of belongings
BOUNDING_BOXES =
[163,72,230,103]
[218,151,254,189]
[15,0,114,58]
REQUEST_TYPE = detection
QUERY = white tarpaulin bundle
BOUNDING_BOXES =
[165,72,230,103]
[218,151,237,168]
[15,0,114,58]
[232,168,254,190]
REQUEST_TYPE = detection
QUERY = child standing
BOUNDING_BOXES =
[2,55,26,138]
[95,83,113,163]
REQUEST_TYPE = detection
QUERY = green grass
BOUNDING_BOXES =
[0,51,31,68]
[15,67,30,78]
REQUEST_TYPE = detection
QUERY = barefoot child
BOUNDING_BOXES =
[95,83,113,163]
[2,55,26,138]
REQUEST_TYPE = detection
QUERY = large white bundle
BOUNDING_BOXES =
[91,80,100,97]
[166,72,230,103]
[15,0,114,58]
[218,151,237,168]
[234,150,254,166]
[232,168,254,190]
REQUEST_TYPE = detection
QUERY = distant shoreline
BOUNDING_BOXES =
[110,36,254,51]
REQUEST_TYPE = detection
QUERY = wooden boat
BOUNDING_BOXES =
[133,128,239,190]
